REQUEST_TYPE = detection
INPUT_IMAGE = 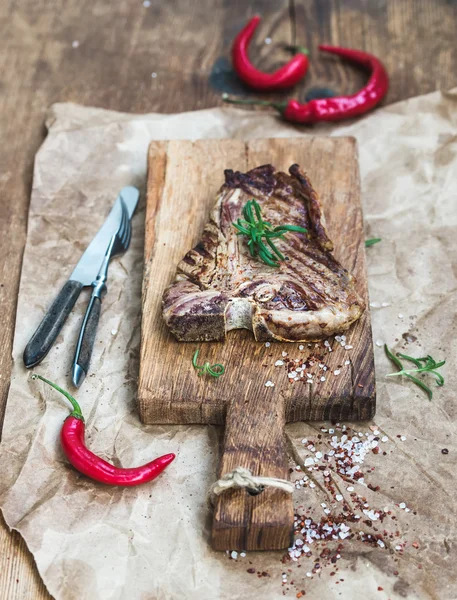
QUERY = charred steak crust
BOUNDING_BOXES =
[162,164,365,342]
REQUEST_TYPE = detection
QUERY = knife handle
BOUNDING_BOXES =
[23,280,83,368]
[72,294,103,387]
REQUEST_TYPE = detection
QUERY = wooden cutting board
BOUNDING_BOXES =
[138,137,375,551]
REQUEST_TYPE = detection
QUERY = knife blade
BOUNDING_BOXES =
[69,186,139,286]
[23,186,140,368]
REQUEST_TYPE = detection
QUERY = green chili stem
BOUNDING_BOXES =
[222,93,287,112]
[32,374,84,420]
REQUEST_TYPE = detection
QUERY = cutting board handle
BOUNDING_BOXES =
[211,388,294,551]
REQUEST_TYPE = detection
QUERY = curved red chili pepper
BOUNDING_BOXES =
[283,46,389,123]
[224,45,389,124]
[33,374,175,486]
[61,418,175,486]
[232,15,309,91]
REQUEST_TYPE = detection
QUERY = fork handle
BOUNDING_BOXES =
[72,290,104,388]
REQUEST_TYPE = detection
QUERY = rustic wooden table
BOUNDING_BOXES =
[0,0,456,597]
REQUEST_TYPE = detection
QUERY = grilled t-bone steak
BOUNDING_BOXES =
[162,164,364,342]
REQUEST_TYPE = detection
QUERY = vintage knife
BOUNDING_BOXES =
[23,186,140,368]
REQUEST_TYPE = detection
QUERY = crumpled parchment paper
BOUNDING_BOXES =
[1,89,457,600]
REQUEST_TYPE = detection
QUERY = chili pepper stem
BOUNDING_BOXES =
[222,93,286,112]
[32,374,84,421]
[286,45,309,56]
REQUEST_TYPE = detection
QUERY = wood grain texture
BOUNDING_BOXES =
[139,137,374,550]
[212,387,294,551]
[1,0,456,593]
[139,137,375,426]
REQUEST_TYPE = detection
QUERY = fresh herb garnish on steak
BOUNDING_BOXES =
[384,345,445,400]
[233,199,308,267]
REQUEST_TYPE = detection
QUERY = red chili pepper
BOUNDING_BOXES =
[232,15,309,91]
[33,374,175,486]
[224,45,389,123]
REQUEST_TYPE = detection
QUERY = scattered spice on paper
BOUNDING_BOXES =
[227,423,419,596]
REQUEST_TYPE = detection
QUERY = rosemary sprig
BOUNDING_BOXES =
[192,348,225,379]
[384,345,445,400]
[365,238,382,247]
[233,199,307,267]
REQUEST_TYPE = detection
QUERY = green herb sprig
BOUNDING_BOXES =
[233,199,307,267]
[384,345,445,400]
[365,238,382,247]
[192,348,225,379]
